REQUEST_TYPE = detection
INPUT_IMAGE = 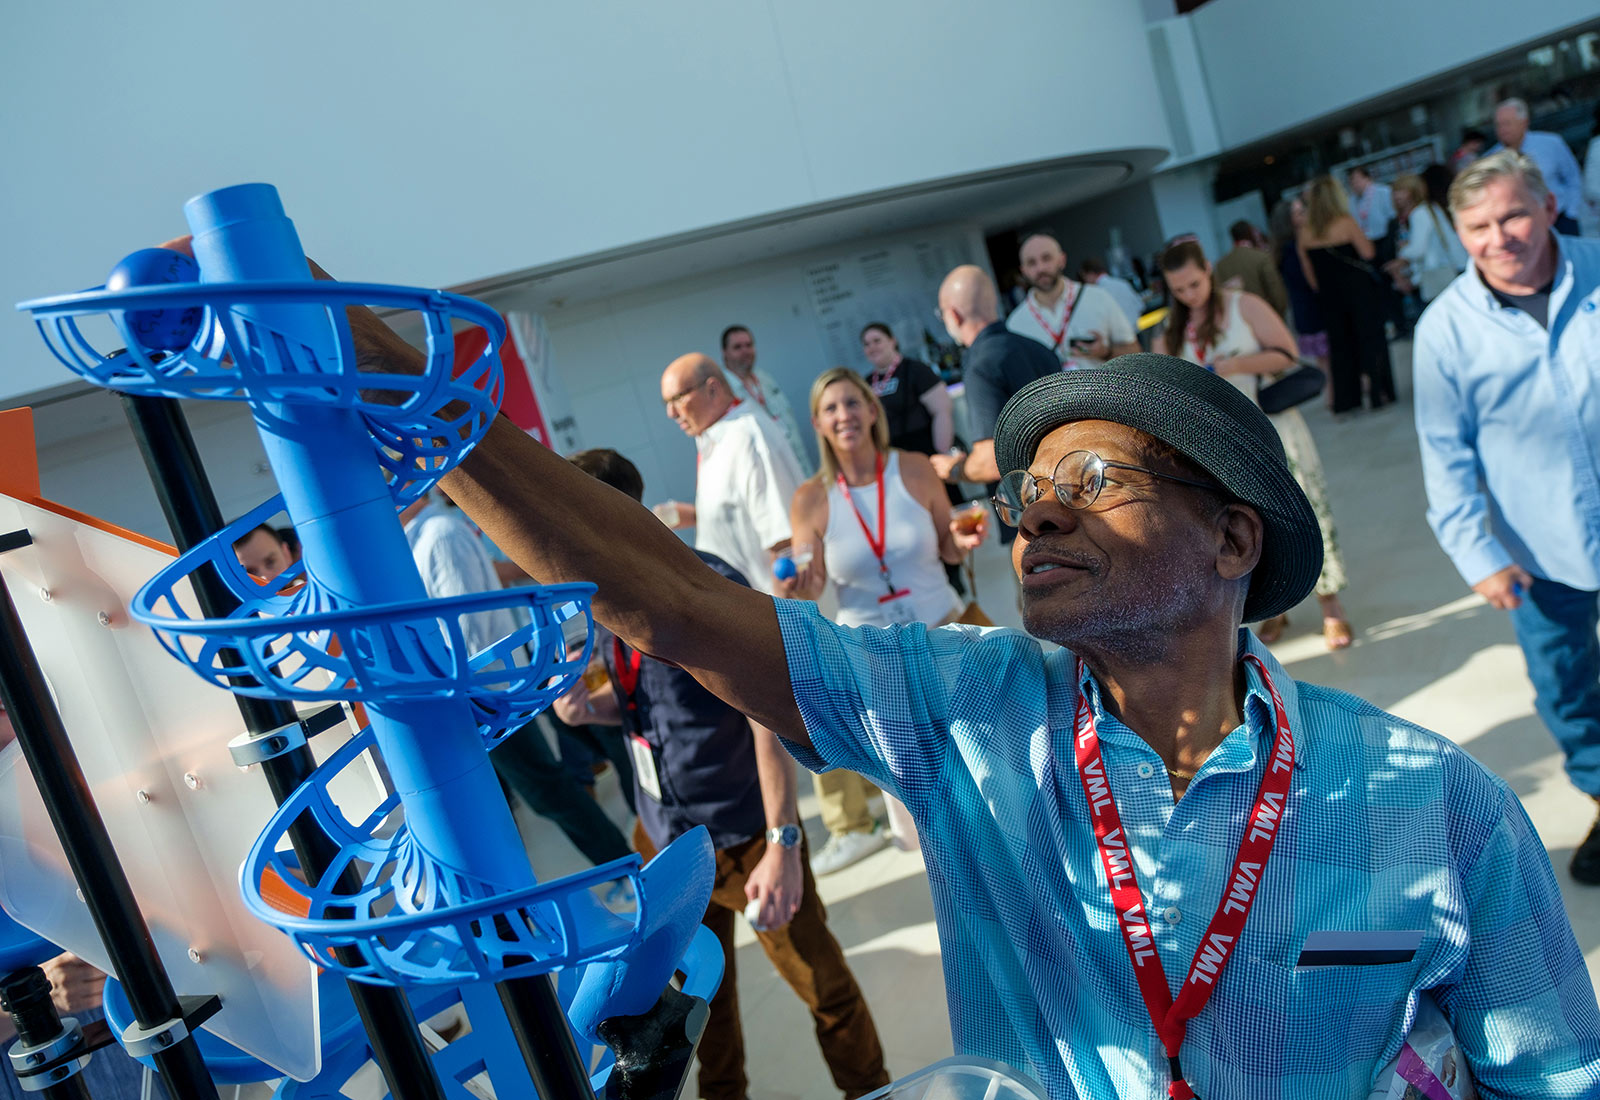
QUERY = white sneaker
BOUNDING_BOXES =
[810,827,888,876]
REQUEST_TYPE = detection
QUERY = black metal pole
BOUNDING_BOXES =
[497,975,596,1100]
[120,395,450,1100]
[0,571,219,1100]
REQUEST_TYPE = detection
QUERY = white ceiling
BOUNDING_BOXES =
[460,149,1170,312]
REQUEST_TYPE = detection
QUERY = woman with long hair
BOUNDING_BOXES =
[1385,173,1468,304]
[1268,197,1330,402]
[1297,174,1396,415]
[1159,239,1354,649]
[784,368,987,865]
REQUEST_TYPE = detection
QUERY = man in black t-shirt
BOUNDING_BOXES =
[551,449,891,1100]
[928,266,1060,490]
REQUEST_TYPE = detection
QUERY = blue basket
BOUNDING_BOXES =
[15,282,505,507]
[129,497,594,745]
[241,727,645,987]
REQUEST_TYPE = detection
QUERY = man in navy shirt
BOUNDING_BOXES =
[930,265,1061,494]
[551,449,889,1100]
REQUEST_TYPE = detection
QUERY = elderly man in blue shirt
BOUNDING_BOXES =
[331,270,1600,1095]
[1414,149,1600,887]
[1490,98,1586,235]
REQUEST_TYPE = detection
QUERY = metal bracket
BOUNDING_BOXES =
[117,994,221,1060]
[0,530,33,556]
[227,704,345,766]
[8,1015,90,1092]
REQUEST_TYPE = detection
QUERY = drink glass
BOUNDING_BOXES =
[582,657,611,693]
[952,501,988,536]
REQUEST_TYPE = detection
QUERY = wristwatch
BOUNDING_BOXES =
[765,824,802,849]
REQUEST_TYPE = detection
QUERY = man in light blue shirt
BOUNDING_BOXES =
[1491,97,1585,235]
[1413,149,1600,886]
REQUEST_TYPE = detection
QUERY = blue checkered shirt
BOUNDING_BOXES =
[775,601,1600,1099]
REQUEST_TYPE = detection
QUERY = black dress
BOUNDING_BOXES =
[1306,244,1396,413]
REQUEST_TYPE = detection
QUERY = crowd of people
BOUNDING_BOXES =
[198,102,1600,1098]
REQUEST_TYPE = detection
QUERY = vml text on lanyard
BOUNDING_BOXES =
[1072,654,1295,1099]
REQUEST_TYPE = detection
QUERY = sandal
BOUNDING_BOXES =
[1255,614,1289,644]
[1323,617,1353,650]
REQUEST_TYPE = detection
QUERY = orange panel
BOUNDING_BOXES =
[0,408,41,501]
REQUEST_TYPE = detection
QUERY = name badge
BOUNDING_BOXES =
[629,734,662,802]
[877,588,916,622]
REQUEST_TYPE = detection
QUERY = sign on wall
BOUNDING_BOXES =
[801,238,968,378]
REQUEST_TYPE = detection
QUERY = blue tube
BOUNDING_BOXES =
[183,184,533,889]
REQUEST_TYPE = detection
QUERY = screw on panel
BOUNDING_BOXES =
[182,773,201,790]
[135,789,151,804]
[187,948,203,965]
[97,611,112,626]
[37,589,50,602]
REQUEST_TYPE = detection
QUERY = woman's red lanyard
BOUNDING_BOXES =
[611,636,644,722]
[1072,654,1295,1100]
[837,453,903,601]
[1026,281,1080,350]
[868,357,900,395]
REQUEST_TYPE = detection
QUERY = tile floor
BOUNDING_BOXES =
[516,339,1600,1100]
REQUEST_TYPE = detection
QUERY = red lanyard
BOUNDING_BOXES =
[837,453,898,595]
[611,636,643,717]
[1025,281,1080,349]
[1072,654,1294,1100]
[868,358,900,394]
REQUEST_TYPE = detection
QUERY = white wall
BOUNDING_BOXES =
[1191,0,1598,149]
[1,0,1170,404]
[491,225,990,510]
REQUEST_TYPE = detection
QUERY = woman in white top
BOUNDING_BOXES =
[784,368,987,860]
[1385,174,1467,303]
[1158,239,1354,650]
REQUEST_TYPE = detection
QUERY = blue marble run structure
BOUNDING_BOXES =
[13,183,719,1100]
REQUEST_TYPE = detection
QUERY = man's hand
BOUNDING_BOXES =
[744,841,802,932]
[930,451,966,482]
[551,678,592,726]
[1473,564,1534,610]
[42,954,105,1016]
[1073,331,1111,360]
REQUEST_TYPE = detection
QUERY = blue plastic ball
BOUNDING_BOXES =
[106,248,203,352]
[773,556,797,581]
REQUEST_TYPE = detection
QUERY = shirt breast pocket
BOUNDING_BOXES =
[1250,949,1421,1065]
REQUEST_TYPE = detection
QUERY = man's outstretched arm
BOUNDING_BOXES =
[343,301,808,745]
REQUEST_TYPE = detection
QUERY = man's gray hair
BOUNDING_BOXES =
[1448,149,1550,214]
[1495,97,1529,120]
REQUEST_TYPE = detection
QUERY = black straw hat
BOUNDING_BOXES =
[992,353,1321,622]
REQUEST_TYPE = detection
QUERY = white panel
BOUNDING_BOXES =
[0,496,373,1080]
[1190,0,1599,148]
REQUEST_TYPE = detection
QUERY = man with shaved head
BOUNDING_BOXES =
[661,352,804,594]
[1005,232,1139,369]
[929,265,1060,488]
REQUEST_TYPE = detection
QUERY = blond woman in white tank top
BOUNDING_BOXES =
[783,368,989,860]
[1159,240,1354,651]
